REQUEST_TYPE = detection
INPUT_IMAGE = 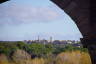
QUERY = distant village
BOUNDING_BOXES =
[23,36,82,47]
[0,36,82,47]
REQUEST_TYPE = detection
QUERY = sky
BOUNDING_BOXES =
[0,0,82,41]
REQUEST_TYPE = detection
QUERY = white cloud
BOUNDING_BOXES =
[0,3,61,25]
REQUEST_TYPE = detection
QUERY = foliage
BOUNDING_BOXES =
[80,52,92,64]
[0,41,91,64]
[0,54,9,64]
[56,51,91,64]
[52,46,65,55]
[0,42,18,56]
[28,43,54,57]
[64,44,88,52]
[15,41,29,51]
[12,49,31,64]
[31,58,45,64]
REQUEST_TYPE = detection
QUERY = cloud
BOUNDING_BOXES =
[0,3,61,25]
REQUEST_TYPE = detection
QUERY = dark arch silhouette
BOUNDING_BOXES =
[0,0,96,64]
[0,0,9,3]
[51,0,95,64]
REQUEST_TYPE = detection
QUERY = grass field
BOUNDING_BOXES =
[0,51,92,64]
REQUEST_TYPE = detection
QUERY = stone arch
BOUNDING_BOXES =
[0,0,96,64]
[51,0,95,64]
[0,0,9,3]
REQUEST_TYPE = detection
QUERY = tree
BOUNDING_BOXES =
[0,42,18,57]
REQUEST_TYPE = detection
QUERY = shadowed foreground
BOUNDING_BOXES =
[0,51,91,64]
[0,42,92,64]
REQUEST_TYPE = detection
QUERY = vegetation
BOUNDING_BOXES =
[56,51,91,64]
[0,41,92,64]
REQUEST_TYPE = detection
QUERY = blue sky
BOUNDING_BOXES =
[0,0,82,41]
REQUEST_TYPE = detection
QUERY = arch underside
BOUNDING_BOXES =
[51,0,96,64]
[0,0,96,64]
[0,0,9,3]
[51,0,96,40]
